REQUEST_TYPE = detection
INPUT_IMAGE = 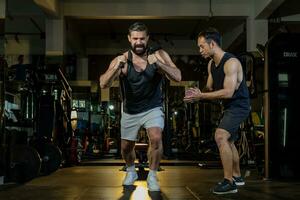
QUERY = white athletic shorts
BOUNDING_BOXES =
[120,107,164,141]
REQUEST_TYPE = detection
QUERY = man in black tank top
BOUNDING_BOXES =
[184,28,250,194]
[100,22,181,191]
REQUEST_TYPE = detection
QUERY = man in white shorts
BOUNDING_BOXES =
[100,22,181,191]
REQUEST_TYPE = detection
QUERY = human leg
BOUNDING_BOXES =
[121,139,138,185]
[142,107,164,191]
[214,128,234,182]
[121,139,136,168]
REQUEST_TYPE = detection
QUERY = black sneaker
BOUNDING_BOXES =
[232,176,245,186]
[212,179,238,194]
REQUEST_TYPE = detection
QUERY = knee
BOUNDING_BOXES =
[214,130,228,147]
[149,135,162,150]
[121,142,134,154]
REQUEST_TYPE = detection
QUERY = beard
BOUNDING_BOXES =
[131,44,147,56]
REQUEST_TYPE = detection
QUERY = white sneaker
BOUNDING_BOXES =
[122,171,138,185]
[147,175,160,191]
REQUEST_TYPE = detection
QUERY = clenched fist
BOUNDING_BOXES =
[116,55,126,68]
[147,54,158,65]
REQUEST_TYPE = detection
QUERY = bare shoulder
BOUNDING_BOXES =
[223,58,240,75]
[123,51,129,58]
[225,57,240,68]
[156,49,174,64]
[156,49,170,58]
[111,51,128,64]
[226,57,240,64]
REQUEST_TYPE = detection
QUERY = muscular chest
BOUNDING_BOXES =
[132,56,148,72]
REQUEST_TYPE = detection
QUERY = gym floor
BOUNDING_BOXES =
[1,162,300,200]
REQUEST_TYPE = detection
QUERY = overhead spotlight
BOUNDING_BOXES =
[41,89,47,95]
[109,105,114,110]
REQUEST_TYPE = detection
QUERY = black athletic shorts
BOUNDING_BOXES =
[218,106,250,141]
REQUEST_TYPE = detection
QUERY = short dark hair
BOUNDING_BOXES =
[198,27,221,46]
[128,22,149,35]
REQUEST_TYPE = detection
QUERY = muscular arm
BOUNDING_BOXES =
[184,58,239,102]
[200,58,238,100]
[153,50,182,82]
[99,54,126,89]
[204,60,213,92]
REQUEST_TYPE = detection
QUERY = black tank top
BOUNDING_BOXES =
[119,50,163,114]
[211,52,250,110]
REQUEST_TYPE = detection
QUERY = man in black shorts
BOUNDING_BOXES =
[184,28,250,194]
[100,22,181,191]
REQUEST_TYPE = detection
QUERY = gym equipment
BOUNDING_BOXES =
[20,89,34,121]
[265,33,300,179]
[1,129,40,183]
[2,56,70,182]
[31,140,62,175]
[32,66,74,167]
[36,94,55,139]
[236,112,263,173]
[120,142,164,172]
[10,145,41,183]
[41,143,62,175]
[238,52,257,98]
[184,102,200,154]
[25,67,64,171]
[135,143,149,171]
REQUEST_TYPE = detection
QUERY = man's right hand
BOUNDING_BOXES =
[116,55,126,69]
[183,87,202,103]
